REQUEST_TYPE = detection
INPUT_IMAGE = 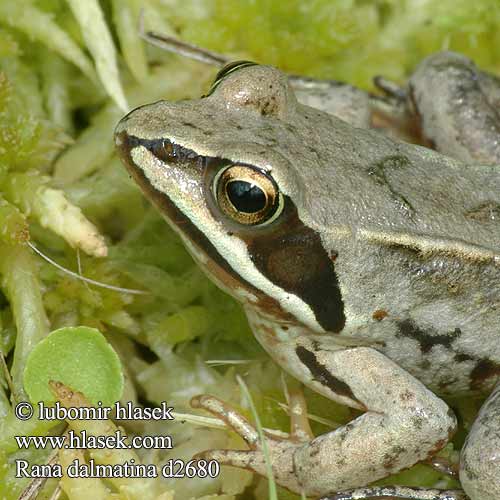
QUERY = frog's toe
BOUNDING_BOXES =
[194,448,259,470]
[191,393,306,491]
[190,394,260,448]
[320,486,467,500]
[195,441,303,492]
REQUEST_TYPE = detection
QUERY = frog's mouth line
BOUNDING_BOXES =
[116,131,346,334]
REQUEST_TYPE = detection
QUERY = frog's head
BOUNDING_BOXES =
[115,62,345,334]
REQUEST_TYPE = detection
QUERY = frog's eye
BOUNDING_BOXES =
[205,61,258,97]
[213,164,284,226]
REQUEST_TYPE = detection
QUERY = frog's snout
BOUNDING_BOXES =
[113,124,127,149]
[113,110,149,180]
[113,105,156,167]
[113,110,134,151]
[113,100,169,149]
[113,122,135,166]
[114,103,137,139]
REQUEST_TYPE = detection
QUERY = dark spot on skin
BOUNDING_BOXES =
[203,130,213,136]
[411,415,424,430]
[465,201,500,222]
[295,346,360,403]
[470,359,500,391]
[309,447,320,458]
[367,155,415,217]
[396,319,461,354]
[310,339,322,353]
[281,325,288,331]
[372,309,388,321]
[336,423,354,444]
[447,281,460,294]
[418,359,431,370]
[181,121,197,129]
[400,390,414,401]
[241,96,278,116]
[261,97,277,116]
[455,352,473,363]
[383,445,406,470]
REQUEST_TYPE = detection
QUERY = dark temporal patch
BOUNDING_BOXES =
[199,151,346,333]
[118,130,345,332]
[243,195,346,333]
[295,346,359,403]
[396,318,461,354]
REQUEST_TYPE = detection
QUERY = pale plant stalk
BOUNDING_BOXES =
[0,245,50,403]
[65,0,129,112]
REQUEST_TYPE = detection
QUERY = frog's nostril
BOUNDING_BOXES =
[148,139,200,165]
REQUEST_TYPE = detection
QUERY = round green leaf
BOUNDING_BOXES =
[23,326,124,406]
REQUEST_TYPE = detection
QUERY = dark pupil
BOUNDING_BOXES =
[226,180,266,213]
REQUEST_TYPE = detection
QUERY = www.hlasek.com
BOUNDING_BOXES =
[13,401,220,480]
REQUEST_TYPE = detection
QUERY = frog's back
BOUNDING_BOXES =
[115,63,500,397]
[289,104,500,255]
[294,109,500,396]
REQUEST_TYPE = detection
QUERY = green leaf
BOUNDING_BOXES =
[65,0,129,111]
[23,326,123,406]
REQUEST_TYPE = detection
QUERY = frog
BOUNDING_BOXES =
[114,49,500,500]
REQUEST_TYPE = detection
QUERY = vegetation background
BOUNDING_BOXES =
[0,0,498,498]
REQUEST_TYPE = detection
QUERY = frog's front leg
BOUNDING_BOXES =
[194,329,456,498]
